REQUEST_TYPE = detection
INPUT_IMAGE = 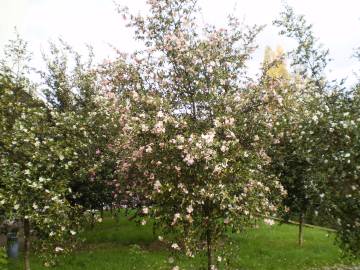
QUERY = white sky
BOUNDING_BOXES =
[1,0,360,85]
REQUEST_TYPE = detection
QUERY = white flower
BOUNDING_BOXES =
[220,145,228,152]
[172,266,179,270]
[70,230,76,235]
[140,124,148,132]
[131,91,139,101]
[142,207,149,214]
[55,247,64,252]
[171,213,181,225]
[201,131,216,144]
[154,180,162,192]
[157,111,164,118]
[14,204,20,210]
[214,119,222,127]
[158,236,164,241]
[264,218,275,226]
[186,205,193,214]
[171,243,180,250]
[145,145,153,153]
[141,219,147,226]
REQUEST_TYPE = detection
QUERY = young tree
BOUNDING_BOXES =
[315,53,360,256]
[40,41,122,220]
[0,75,79,270]
[115,1,285,269]
[0,36,83,269]
[272,6,360,254]
[270,5,332,246]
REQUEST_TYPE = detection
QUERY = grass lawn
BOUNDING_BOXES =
[7,213,359,270]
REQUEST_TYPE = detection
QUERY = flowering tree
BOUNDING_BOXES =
[271,6,360,256]
[312,55,360,256]
[40,41,122,220]
[320,92,360,257]
[115,1,285,269]
[0,72,79,269]
[268,5,333,246]
[0,36,106,269]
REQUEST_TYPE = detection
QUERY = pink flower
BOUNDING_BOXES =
[224,117,235,126]
[183,154,194,166]
[153,121,165,134]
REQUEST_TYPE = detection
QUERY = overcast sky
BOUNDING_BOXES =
[1,0,360,85]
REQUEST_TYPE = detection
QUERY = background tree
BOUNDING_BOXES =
[269,5,332,246]
[313,51,360,256]
[40,41,122,222]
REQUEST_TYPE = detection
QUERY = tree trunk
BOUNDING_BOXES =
[114,209,119,223]
[152,224,156,238]
[23,219,31,270]
[90,213,95,229]
[298,212,304,247]
[206,229,212,270]
[100,208,104,219]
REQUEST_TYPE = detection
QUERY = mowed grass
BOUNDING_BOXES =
[7,213,359,270]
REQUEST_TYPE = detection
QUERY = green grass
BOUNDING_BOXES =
[7,214,359,270]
